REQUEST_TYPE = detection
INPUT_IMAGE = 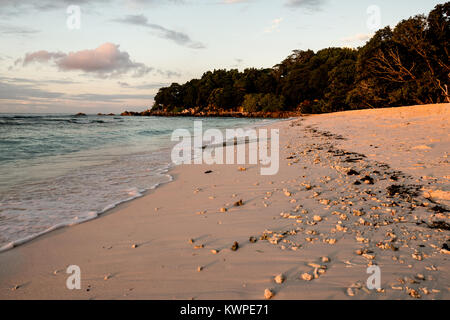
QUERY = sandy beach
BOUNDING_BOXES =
[0,103,449,300]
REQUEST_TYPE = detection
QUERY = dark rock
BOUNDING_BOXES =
[231,241,239,251]
[249,236,258,243]
[347,169,359,176]
[361,176,374,185]
[428,221,450,231]
[430,205,449,213]
[234,199,244,207]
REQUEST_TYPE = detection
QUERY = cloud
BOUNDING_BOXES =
[0,24,40,36]
[285,0,327,11]
[265,18,283,33]
[70,92,155,102]
[0,76,156,113]
[118,81,169,90]
[222,0,249,3]
[341,33,374,43]
[112,14,205,49]
[0,81,64,100]
[21,43,152,78]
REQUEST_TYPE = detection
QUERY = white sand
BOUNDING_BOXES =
[0,103,448,300]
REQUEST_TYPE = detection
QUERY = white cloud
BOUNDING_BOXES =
[21,43,152,78]
[265,18,283,33]
[341,33,374,43]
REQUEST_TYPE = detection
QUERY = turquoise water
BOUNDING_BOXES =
[0,114,272,250]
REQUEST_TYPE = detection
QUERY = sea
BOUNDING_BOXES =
[0,114,273,251]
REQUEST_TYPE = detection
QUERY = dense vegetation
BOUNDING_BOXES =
[152,3,449,115]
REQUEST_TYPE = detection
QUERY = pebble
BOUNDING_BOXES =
[321,256,330,263]
[231,241,239,251]
[234,199,244,207]
[274,274,285,284]
[407,288,421,299]
[264,288,275,300]
[220,207,228,213]
[347,288,355,296]
[211,249,219,254]
[412,253,423,261]
[197,266,204,272]
[313,215,323,222]
[132,244,138,249]
[301,273,313,281]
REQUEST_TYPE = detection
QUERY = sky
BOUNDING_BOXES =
[0,0,444,114]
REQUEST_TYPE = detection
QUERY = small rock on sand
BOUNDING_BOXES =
[274,274,285,284]
[301,273,313,281]
[347,287,356,297]
[131,244,138,249]
[249,236,258,243]
[264,288,275,300]
[231,241,239,251]
[234,199,244,207]
[220,207,227,213]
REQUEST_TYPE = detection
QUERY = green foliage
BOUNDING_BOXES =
[152,3,449,114]
[242,93,285,113]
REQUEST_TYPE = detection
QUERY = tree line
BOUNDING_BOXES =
[151,3,449,115]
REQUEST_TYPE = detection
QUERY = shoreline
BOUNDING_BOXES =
[0,104,448,300]
[0,117,278,254]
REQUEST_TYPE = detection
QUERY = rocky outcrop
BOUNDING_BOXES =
[120,109,300,119]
